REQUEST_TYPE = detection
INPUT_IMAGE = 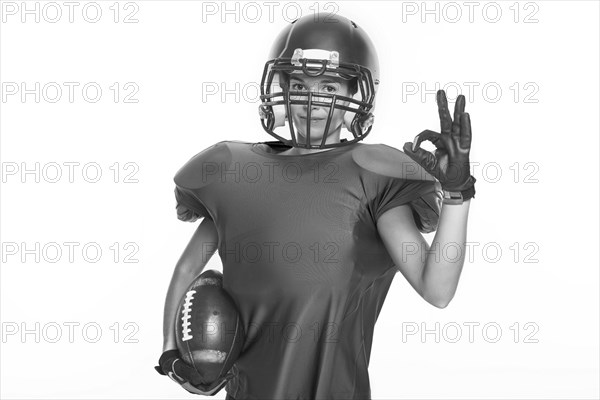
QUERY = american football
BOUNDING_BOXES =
[175,269,245,385]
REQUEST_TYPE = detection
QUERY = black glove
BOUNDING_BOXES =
[403,90,476,196]
[155,349,233,396]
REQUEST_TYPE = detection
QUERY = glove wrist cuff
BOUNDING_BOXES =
[156,349,180,376]
[442,176,476,205]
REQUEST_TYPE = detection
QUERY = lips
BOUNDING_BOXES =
[299,116,325,121]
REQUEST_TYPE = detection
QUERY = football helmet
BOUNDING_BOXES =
[259,13,380,149]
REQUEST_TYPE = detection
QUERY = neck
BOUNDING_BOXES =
[292,126,342,153]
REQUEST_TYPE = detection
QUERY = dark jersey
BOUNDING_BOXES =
[174,140,442,400]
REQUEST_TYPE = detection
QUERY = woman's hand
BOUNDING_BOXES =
[155,349,233,396]
[403,90,475,193]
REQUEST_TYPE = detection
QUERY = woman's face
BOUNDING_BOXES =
[287,73,353,147]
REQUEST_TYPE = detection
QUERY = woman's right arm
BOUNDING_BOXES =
[162,216,219,352]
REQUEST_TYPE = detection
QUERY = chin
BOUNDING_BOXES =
[296,134,327,146]
[294,127,326,141]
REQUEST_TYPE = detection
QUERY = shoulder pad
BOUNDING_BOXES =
[352,143,435,181]
[174,141,233,189]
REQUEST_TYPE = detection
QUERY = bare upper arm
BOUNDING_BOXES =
[178,217,219,274]
[376,205,429,295]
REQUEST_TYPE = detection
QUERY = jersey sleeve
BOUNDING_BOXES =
[172,141,231,222]
[354,143,443,233]
[174,185,210,222]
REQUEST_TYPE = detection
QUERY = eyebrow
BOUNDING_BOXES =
[289,77,342,85]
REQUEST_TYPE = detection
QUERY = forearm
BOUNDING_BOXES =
[162,264,204,351]
[162,218,219,351]
[421,199,471,308]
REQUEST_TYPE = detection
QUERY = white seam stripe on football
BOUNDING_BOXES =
[181,290,196,341]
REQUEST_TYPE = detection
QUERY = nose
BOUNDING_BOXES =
[303,101,321,112]
[302,89,329,112]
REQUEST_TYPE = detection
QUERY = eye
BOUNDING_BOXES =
[291,83,306,91]
[322,85,338,93]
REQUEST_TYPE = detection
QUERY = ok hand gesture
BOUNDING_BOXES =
[403,90,476,194]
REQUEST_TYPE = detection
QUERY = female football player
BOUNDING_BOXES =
[156,12,476,400]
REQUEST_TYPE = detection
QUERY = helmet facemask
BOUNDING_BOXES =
[259,48,377,149]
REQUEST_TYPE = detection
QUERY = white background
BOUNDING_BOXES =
[1,1,598,399]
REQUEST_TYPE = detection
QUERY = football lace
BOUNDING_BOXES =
[181,290,196,341]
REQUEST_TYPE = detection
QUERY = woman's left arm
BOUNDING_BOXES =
[421,199,471,308]
[378,89,477,308]
[377,199,470,309]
